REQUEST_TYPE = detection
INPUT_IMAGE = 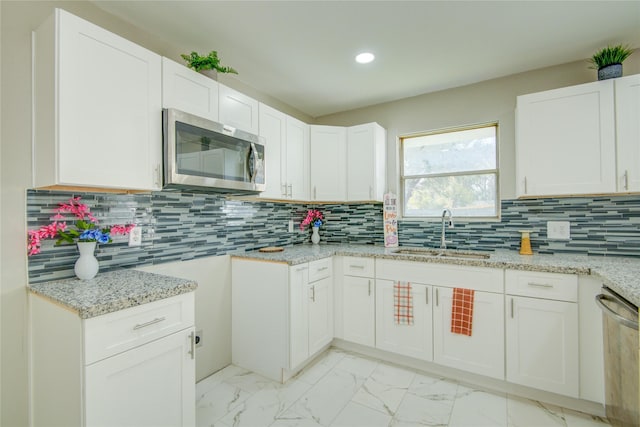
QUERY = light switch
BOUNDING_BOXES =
[547,221,570,240]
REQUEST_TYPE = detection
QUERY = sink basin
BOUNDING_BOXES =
[391,248,490,260]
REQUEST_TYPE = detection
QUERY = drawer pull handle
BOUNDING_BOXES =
[368,280,371,296]
[188,331,195,359]
[436,288,439,306]
[349,265,365,269]
[527,282,554,289]
[510,297,514,318]
[317,266,329,271]
[133,317,166,330]
[296,266,308,272]
[311,285,316,302]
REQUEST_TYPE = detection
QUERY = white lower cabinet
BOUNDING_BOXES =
[30,292,196,427]
[433,286,504,379]
[85,330,195,427]
[232,257,333,381]
[505,270,579,398]
[341,257,376,347]
[376,279,433,361]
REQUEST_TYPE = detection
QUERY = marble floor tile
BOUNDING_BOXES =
[330,401,392,427]
[506,395,566,427]
[352,363,416,416]
[392,390,454,426]
[218,379,312,427]
[294,349,346,385]
[282,367,367,426]
[196,381,252,427]
[448,385,508,427]
[196,348,611,427]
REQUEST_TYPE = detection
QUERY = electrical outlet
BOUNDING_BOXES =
[547,221,571,240]
[288,219,294,233]
[128,226,142,246]
[195,329,203,348]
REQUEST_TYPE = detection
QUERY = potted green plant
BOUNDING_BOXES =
[180,51,238,80]
[589,44,634,80]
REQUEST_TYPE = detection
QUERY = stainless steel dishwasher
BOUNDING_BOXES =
[595,286,639,427]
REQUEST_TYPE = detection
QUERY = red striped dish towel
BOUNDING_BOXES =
[451,288,475,336]
[394,281,414,325]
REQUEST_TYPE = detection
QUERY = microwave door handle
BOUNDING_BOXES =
[249,143,258,183]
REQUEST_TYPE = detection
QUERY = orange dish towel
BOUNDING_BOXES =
[451,288,475,336]
[394,281,414,325]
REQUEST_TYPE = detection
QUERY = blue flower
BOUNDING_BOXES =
[313,219,323,227]
[97,232,110,244]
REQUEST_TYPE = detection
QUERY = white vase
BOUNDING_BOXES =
[311,226,320,244]
[74,241,99,280]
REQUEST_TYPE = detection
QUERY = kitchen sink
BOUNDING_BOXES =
[391,247,491,260]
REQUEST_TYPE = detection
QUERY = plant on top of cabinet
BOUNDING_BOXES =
[181,51,238,79]
[589,44,634,80]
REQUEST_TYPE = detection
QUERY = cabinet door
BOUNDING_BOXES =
[433,287,504,379]
[342,275,375,347]
[162,57,219,121]
[85,328,195,427]
[286,116,310,200]
[308,276,334,355]
[310,125,347,201]
[259,103,287,199]
[506,295,579,397]
[516,80,616,196]
[375,280,433,361]
[54,9,162,190]
[615,74,640,192]
[347,123,385,201]
[219,83,259,134]
[289,264,310,369]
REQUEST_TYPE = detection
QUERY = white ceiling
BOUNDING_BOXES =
[92,1,640,118]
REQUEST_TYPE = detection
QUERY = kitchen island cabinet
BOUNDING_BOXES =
[232,257,333,382]
[33,9,162,192]
[29,271,197,427]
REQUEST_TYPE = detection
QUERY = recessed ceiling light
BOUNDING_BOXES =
[355,52,375,64]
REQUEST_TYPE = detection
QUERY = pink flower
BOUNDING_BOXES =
[299,209,324,231]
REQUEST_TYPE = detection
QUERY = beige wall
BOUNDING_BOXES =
[316,51,640,200]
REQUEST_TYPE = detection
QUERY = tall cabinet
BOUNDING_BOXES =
[33,8,162,191]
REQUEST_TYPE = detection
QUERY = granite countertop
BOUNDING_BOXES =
[28,269,198,319]
[233,244,640,307]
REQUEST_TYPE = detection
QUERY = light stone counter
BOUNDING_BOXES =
[28,269,198,319]
[233,244,640,307]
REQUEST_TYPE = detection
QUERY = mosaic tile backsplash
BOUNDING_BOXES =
[27,190,640,282]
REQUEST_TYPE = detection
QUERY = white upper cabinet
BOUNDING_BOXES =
[516,80,616,197]
[162,57,219,121]
[615,74,640,192]
[259,103,287,199]
[347,123,386,201]
[258,104,310,200]
[218,83,259,134]
[285,116,310,200]
[33,9,162,191]
[310,125,347,201]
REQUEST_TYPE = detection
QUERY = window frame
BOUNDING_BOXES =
[399,122,500,221]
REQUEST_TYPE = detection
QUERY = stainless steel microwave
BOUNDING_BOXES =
[162,108,265,192]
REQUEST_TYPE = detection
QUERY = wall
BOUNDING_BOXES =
[315,50,640,200]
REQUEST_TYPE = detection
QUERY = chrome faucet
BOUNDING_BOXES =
[441,209,454,249]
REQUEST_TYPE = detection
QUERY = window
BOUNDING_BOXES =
[400,123,499,219]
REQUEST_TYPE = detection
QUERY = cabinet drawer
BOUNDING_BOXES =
[308,258,332,283]
[84,292,195,365]
[505,270,577,302]
[343,256,374,277]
